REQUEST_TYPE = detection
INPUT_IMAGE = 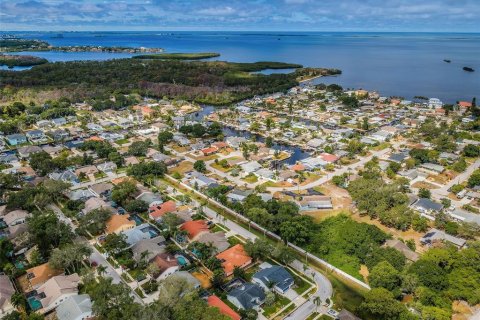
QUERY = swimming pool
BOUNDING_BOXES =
[176,255,189,266]
[27,296,42,311]
[129,214,143,226]
[140,225,159,238]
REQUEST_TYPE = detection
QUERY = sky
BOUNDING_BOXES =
[1,0,479,32]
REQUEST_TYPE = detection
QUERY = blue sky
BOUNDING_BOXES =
[1,0,479,32]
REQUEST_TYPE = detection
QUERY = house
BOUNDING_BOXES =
[449,208,480,226]
[26,130,46,143]
[135,191,163,208]
[252,264,294,294]
[240,161,262,174]
[180,220,210,241]
[171,271,201,289]
[26,263,63,289]
[82,197,113,215]
[319,153,339,163]
[201,147,218,156]
[384,239,419,262]
[105,214,135,234]
[66,189,95,201]
[6,133,27,146]
[37,120,52,129]
[88,182,113,197]
[420,228,466,248]
[226,189,253,203]
[298,196,333,211]
[17,145,42,158]
[42,145,64,156]
[226,136,247,149]
[121,223,160,247]
[97,161,117,173]
[50,129,70,141]
[51,117,67,127]
[131,236,166,262]
[207,295,241,320]
[49,170,79,185]
[216,244,252,276]
[56,294,93,320]
[300,157,327,170]
[0,275,15,317]
[35,274,81,314]
[75,165,99,177]
[411,198,443,218]
[152,253,180,280]
[389,152,409,163]
[227,283,265,310]
[189,172,217,189]
[3,210,29,226]
[149,200,176,221]
[196,232,230,254]
[255,168,275,181]
[419,163,445,174]
[306,138,324,149]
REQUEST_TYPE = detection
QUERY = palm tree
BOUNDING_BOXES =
[10,292,27,311]
[96,264,107,277]
[313,296,322,312]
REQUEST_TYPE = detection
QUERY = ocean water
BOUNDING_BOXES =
[4,31,480,103]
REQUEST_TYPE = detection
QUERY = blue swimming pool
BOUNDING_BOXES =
[130,214,143,226]
[27,296,42,311]
[140,225,159,238]
[176,255,189,266]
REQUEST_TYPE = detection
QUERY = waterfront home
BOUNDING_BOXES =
[3,209,29,227]
[149,200,176,221]
[319,152,339,163]
[105,214,135,234]
[6,133,27,146]
[0,275,15,317]
[25,263,63,290]
[420,228,466,248]
[152,253,179,280]
[240,161,262,175]
[34,274,81,314]
[56,294,93,320]
[216,244,252,277]
[131,237,166,262]
[207,295,241,320]
[301,157,326,170]
[17,145,42,158]
[252,264,294,294]
[226,189,253,203]
[306,138,325,149]
[227,283,265,310]
[226,136,247,149]
[384,239,419,262]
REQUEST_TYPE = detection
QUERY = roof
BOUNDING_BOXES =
[180,220,209,240]
[26,263,63,288]
[89,182,113,196]
[3,209,29,225]
[153,253,178,274]
[131,236,166,262]
[207,295,241,320]
[413,198,443,212]
[149,200,176,220]
[384,239,419,262]
[0,275,15,310]
[421,228,466,247]
[458,101,472,107]
[291,163,305,171]
[253,265,294,292]
[216,244,252,276]
[450,208,480,225]
[121,223,153,246]
[105,214,135,234]
[227,283,265,310]
[38,274,80,310]
[196,231,230,253]
[319,153,339,163]
[56,294,92,320]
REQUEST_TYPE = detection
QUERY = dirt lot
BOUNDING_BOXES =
[412,181,440,189]
[168,160,193,175]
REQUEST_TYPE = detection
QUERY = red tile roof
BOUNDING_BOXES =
[215,244,252,276]
[201,147,218,155]
[207,295,241,320]
[180,220,209,240]
[459,101,473,108]
[149,200,176,220]
[319,153,339,163]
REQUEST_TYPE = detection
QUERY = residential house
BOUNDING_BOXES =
[207,295,241,320]
[195,232,230,254]
[42,145,64,156]
[226,189,253,203]
[56,294,93,320]
[171,271,201,289]
[298,195,333,211]
[180,220,210,241]
[420,228,466,248]
[105,214,135,234]
[255,168,275,181]
[82,197,113,215]
[97,161,117,173]
[135,191,163,208]
[226,136,247,149]
[121,223,160,247]
[384,239,419,262]
[319,153,339,163]
[3,210,29,227]
[449,208,480,226]
[6,133,27,146]
[131,236,166,262]
[75,165,99,178]
[66,189,95,201]
[388,152,409,163]
[411,198,444,219]
[189,172,218,189]
[26,263,63,290]
[227,283,265,310]
[17,145,42,158]
[419,163,445,174]
[0,275,15,317]
[49,170,79,185]
[149,200,176,221]
[252,264,294,294]
[216,244,252,276]
[152,253,180,280]
[35,274,81,314]
[300,157,327,170]
[26,130,47,143]
[51,117,67,127]
[88,182,114,197]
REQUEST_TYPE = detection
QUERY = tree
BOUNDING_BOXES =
[368,261,401,291]
[233,266,246,280]
[272,244,295,265]
[77,208,112,236]
[103,233,128,256]
[211,269,225,289]
[127,161,167,182]
[127,140,151,157]
[265,136,273,148]
[421,306,451,320]
[111,180,137,206]
[264,291,276,306]
[193,160,207,173]
[244,239,272,261]
[125,199,148,214]
[158,130,173,152]
[29,151,58,176]
[49,242,92,273]
[418,188,431,199]
[463,144,480,157]
[468,169,480,187]
[10,292,27,310]
[359,288,408,320]
[27,211,74,258]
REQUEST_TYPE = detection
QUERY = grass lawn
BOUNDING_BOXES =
[170,161,194,175]
[262,294,291,317]
[227,236,243,247]
[274,303,296,319]
[306,312,321,320]
[94,172,107,179]
[212,224,230,233]
[134,287,146,298]
[115,138,130,145]
[293,274,313,295]
[370,142,390,151]
[242,174,258,183]
[211,162,232,172]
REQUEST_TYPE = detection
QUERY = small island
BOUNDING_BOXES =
[463,66,475,72]
[0,54,47,68]
[443,59,451,63]
[133,52,220,60]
